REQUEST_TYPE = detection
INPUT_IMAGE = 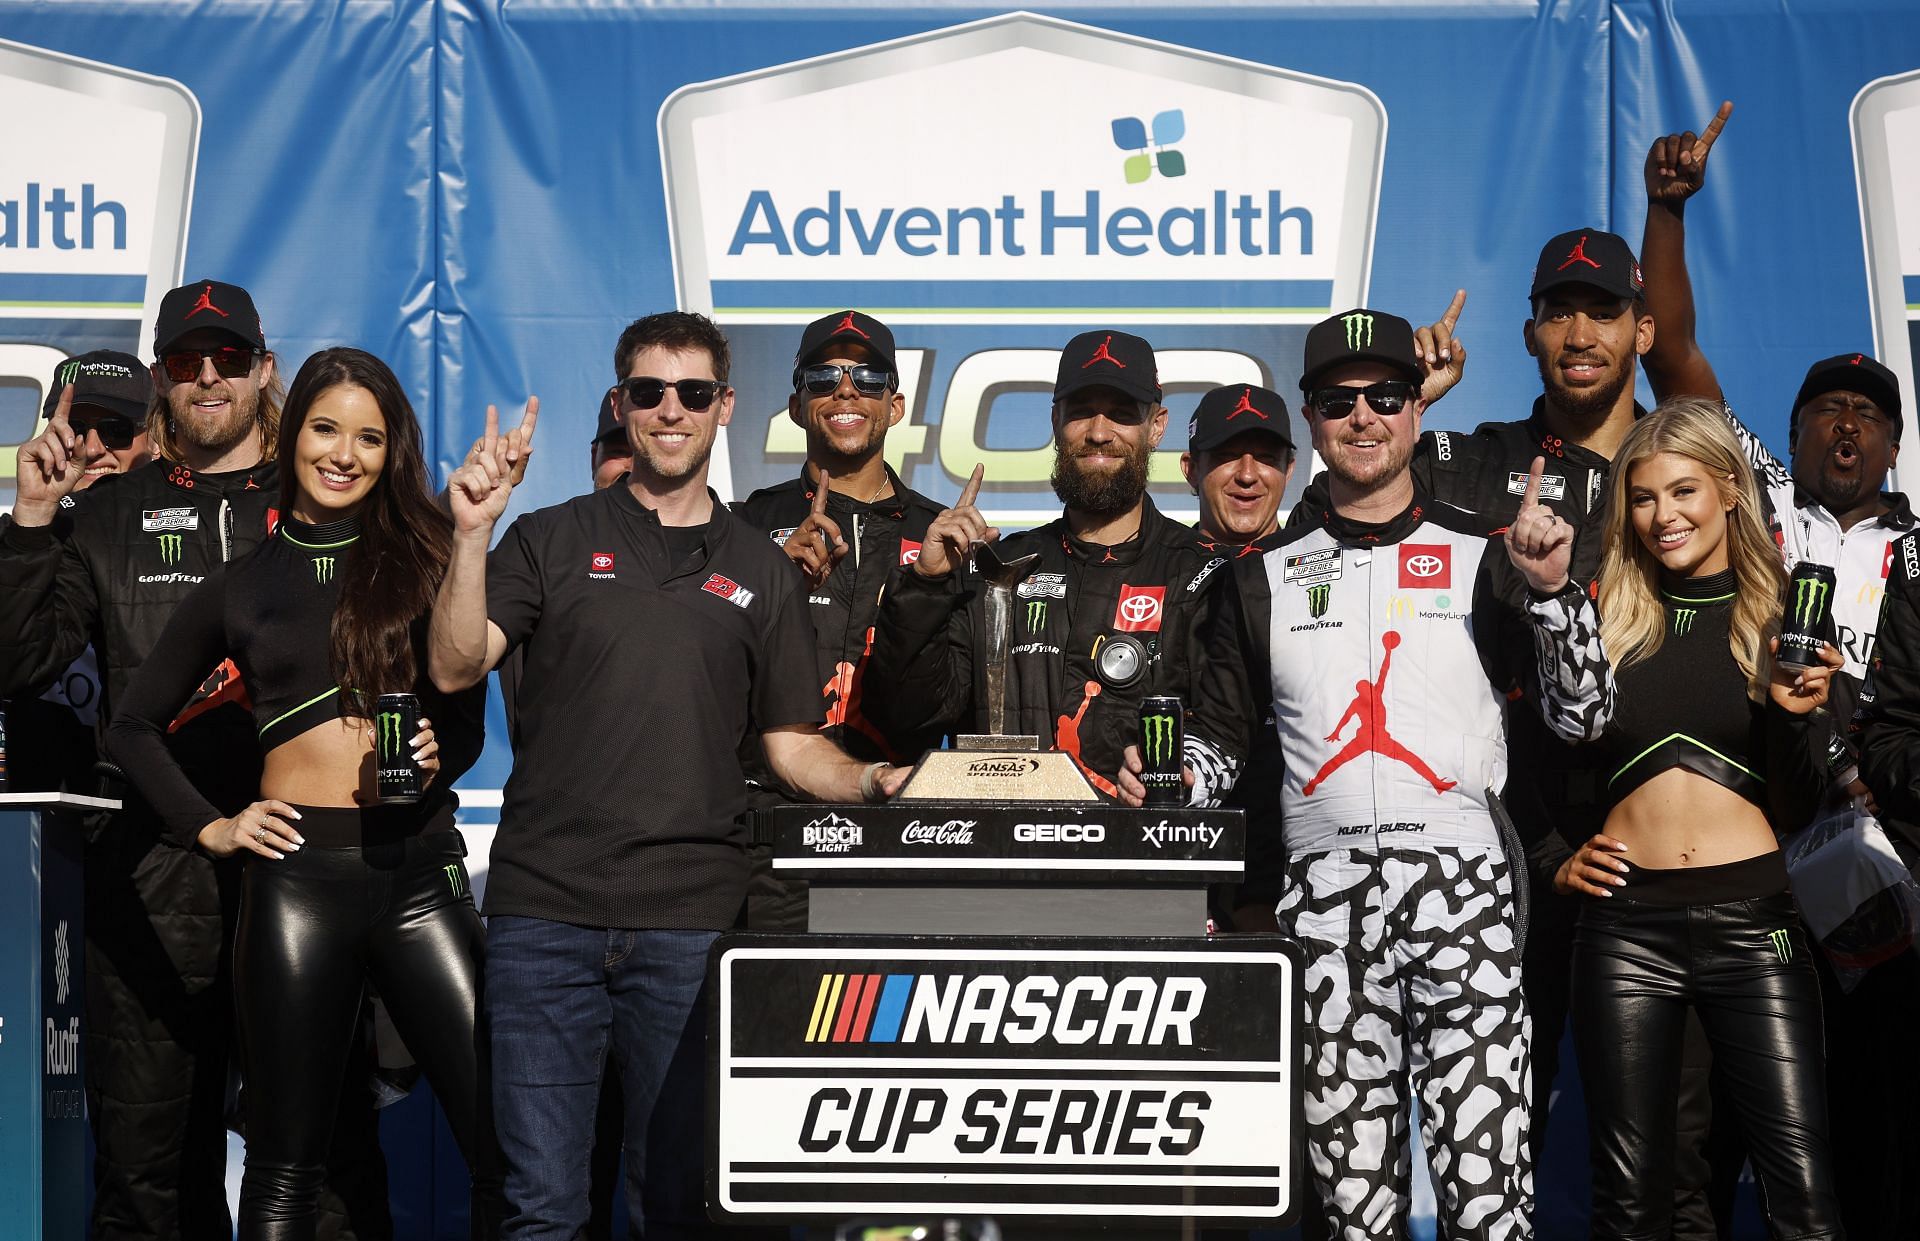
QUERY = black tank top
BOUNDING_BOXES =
[1604,568,1770,808]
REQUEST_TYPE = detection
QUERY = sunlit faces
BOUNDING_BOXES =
[1628,451,1736,577]
[1308,361,1421,492]
[622,346,733,482]
[1050,385,1165,517]
[1186,431,1293,540]
[70,408,152,488]
[591,436,633,491]
[152,326,274,455]
[1790,389,1899,514]
[292,384,387,521]
[788,343,903,464]
[1526,287,1653,423]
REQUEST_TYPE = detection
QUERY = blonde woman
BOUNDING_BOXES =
[1538,398,1846,1238]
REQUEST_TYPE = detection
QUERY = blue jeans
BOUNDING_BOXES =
[486,916,718,1240]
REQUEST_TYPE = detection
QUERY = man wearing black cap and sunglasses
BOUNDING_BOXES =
[0,281,394,1241]
[732,310,945,930]
[867,328,1242,807]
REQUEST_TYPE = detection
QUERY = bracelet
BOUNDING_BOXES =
[859,761,888,803]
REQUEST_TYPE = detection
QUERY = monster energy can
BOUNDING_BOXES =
[1138,695,1185,807]
[1778,561,1837,671]
[374,693,424,805]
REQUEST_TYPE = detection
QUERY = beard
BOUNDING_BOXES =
[1537,351,1632,426]
[168,384,259,454]
[632,428,715,482]
[1322,429,1414,493]
[1051,438,1151,517]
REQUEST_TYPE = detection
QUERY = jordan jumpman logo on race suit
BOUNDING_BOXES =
[1302,630,1456,796]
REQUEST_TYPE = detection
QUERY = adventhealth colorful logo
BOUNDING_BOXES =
[1112,110,1187,184]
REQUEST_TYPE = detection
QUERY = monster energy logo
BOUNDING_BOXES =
[157,533,183,565]
[1672,608,1696,635]
[1767,928,1793,963]
[312,557,336,584]
[376,711,405,760]
[1142,712,1177,767]
[59,361,81,386]
[1792,574,1832,631]
[1342,311,1374,350]
[1307,583,1332,619]
[443,864,466,899]
[1026,600,1047,631]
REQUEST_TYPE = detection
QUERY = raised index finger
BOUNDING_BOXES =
[956,462,985,509]
[1438,288,1467,333]
[1521,455,1545,509]
[1694,100,1733,158]
[482,404,501,454]
[812,466,833,516]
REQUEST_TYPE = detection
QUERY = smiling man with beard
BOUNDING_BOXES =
[866,328,1241,803]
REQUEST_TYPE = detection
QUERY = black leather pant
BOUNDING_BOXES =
[1572,872,1843,1240]
[234,811,502,1240]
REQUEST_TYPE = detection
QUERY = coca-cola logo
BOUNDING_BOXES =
[900,819,978,846]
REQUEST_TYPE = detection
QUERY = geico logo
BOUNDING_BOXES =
[1014,822,1106,842]
[796,1084,1209,1158]
[895,974,1204,1046]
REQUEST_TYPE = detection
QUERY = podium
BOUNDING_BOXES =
[0,792,115,1241]
[710,801,1302,1235]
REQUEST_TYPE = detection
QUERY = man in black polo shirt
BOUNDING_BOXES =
[429,310,908,1239]
[732,310,944,930]
[1179,383,1297,933]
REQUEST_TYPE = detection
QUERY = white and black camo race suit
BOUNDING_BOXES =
[1197,490,1610,1241]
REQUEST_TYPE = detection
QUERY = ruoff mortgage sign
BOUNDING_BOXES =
[660,12,1383,521]
[707,936,1301,1224]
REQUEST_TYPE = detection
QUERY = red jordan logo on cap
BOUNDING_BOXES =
[185,284,229,319]
[1557,235,1602,272]
[1852,354,1865,366]
[833,312,869,339]
[1081,335,1125,369]
[1227,388,1267,420]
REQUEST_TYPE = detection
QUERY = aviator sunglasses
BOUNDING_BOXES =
[158,346,261,384]
[616,377,724,411]
[795,363,893,397]
[1309,380,1417,420]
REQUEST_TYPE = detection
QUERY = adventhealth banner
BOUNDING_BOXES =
[4,2,1920,1237]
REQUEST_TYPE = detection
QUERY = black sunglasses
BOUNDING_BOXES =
[1309,380,1416,419]
[795,363,893,397]
[159,346,261,384]
[73,414,141,450]
[616,377,723,411]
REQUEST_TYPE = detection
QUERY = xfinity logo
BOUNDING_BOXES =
[1140,819,1223,850]
[1014,822,1106,843]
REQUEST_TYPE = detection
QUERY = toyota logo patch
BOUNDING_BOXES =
[1397,543,1452,588]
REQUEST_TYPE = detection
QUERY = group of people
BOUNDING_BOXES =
[4,103,1919,1241]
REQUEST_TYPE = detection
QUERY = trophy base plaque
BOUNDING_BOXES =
[896,735,1100,802]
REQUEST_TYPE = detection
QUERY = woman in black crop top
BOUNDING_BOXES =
[108,348,501,1240]
[1535,399,1845,1239]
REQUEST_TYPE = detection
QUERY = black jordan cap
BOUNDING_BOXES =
[154,279,266,354]
[1530,229,1644,303]
[1188,384,1294,454]
[1054,330,1160,405]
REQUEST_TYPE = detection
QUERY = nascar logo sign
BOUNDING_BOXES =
[660,12,1382,521]
[710,936,1301,1223]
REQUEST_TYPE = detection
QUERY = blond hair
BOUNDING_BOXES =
[147,358,284,463]
[1596,397,1784,700]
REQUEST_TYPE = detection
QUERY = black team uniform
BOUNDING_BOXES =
[732,463,943,928]
[105,514,500,1237]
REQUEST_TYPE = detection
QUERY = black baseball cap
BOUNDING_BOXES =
[153,279,267,355]
[1530,229,1644,303]
[44,350,152,421]
[794,310,897,377]
[1188,384,1294,454]
[1299,309,1419,393]
[1054,330,1160,405]
[1792,352,1904,436]
[590,388,624,446]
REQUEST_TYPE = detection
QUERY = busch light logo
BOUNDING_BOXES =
[1141,710,1178,767]
[900,818,977,846]
[156,531,182,564]
[659,13,1383,521]
[1307,582,1332,619]
[1791,571,1832,631]
[803,812,863,853]
[1341,310,1374,349]
[376,710,405,761]
[311,556,335,584]
[1112,109,1186,184]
